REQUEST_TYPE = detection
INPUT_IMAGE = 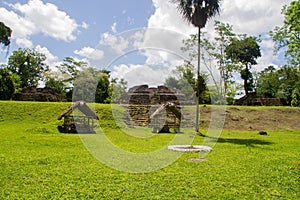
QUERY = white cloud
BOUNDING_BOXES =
[218,0,291,35]
[11,0,78,41]
[81,22,89,29]
[35,45,58,62]
[16,38,33,48]
[35,45,59,69]
[74,47,104,60]
[254,35,282,71]
[148,0,195,35]
[111,64,171,88]
[100,32,129,54]
[0,0,81,48]
[0,7,36,47]
[111,22,117,33]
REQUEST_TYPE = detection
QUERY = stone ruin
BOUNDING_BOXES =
[120,85,184,132]
[234,92,286,106]
[12,86,66,102]
[120,85,185,105]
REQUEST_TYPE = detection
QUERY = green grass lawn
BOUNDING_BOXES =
[0,101,299,199]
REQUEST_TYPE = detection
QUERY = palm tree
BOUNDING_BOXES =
[173,0,221,132]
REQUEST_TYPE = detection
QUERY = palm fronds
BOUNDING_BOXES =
[172,0,221,28]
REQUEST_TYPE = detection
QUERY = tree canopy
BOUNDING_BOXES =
[256,65,300,106]
[270,0,300,66]
[225,36,261,95]
[7,48,48,88]
[0,22,12,47]
[173,0,221,28]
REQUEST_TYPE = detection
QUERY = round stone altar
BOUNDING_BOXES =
[167,145,212,152]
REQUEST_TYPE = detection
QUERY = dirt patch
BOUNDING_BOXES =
[181,106,300,131]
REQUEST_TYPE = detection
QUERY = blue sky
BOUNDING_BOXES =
[0,0,154,60]
[0,0,293,88]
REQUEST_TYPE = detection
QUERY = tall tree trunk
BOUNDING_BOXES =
[244,79,248,96]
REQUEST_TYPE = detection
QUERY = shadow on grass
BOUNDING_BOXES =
[209,137,274,147]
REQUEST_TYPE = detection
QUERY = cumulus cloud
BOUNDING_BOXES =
[74,47,104,60]
[0,7,36,47]
[218,0,290,35]
[35,45,59,69]
[111,64,171,87]
[12,0,78,41]
[0,0,81,48]
[35,45,58,62]
[100,32,129,54]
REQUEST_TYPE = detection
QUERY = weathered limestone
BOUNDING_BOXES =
[12,87,66,102]
[121,85,183,132]
[234,93,286,106]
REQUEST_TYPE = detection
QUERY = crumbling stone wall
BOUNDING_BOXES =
[121,85,183,105]
[12,87,66,102]
[234,92,286,106]
[121,85,183,127]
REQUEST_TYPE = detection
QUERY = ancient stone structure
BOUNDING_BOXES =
[120,85,184,105]
[121,85,184,132]
[234,93,286,106]
[12,87,66,102]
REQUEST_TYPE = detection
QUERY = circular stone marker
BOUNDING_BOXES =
[187,158,207,162]
[167,145,212,152]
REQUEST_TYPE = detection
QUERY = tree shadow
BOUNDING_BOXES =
[209,137,274,147]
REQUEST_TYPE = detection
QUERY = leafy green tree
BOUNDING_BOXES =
[256,65,300,105]
[165,61,209,103]
[166,61,195,101]
[213,21,238,98]
[0,67,15,100]
[0,22,12,48]
[50,58,113,103]
[291,87,300,107]
[7,48,48,88]
[173,0,221,131]
[270,0,300,66]
[45,77,65,94]
[50,57,88,101]
[256,66,279,97]
[181,21,238,102]
[109,78,128,103]
[95,70,111,103]
[57,57,87,90]
[276,66,299,105]
[225,36,261,96]
[73,68,123,103]
[72,67,101,102]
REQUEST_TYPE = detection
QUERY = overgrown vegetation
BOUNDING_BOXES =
[0,101,299,199]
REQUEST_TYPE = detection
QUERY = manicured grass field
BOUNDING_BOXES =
[0,101,299,199]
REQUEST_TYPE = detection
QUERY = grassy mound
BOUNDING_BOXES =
[0,101,299,199]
